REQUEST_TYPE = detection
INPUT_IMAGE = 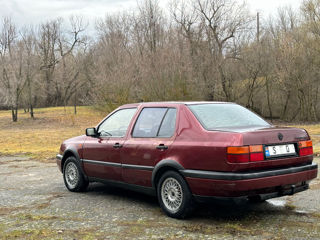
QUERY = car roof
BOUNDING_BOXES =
[120,101,233,108]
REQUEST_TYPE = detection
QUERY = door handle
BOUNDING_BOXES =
[113,143,123,148]
[156,144,168,150]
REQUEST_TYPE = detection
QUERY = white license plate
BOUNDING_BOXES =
[265,144,296,158]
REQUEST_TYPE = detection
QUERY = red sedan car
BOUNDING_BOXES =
[56,102,318,218]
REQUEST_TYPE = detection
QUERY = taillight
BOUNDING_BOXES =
[299,140,313,156]
[227,146,249,163]
[249,145,264,162]
[227,145,264,163]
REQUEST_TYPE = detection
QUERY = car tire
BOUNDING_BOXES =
[157,170,194,219]
[63,156,89,192]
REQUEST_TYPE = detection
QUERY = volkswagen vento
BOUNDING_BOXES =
[56,102,318,218]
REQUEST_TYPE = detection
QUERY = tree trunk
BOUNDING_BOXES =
[218,65,230,101]
[74,86,77,115]
[266,76,273,121]
[30,104,34,118]
[27,76,34,119]
[281,91,291,119]
[11,106,18,122]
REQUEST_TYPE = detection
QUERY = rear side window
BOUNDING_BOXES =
[132,108,177,138]
[158,108,177,137]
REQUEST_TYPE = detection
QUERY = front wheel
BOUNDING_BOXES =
[63,156,88,192]
[157,171,194,219]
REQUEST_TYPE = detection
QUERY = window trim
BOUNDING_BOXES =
[156,108,169,136]
[97,107,137,138]
[131,107,177,139]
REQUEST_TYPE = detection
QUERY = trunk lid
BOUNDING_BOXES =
[240,126,309,145]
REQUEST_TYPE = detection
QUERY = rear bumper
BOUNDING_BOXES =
[193,183,310,204]
[181,163,318,198]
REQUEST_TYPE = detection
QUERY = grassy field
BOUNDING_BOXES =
[0,106,104,161]
[285,124,320,155]
[0,106,319,160]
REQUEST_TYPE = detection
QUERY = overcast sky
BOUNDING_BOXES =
[0,0,303,29]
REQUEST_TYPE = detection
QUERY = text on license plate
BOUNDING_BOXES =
[265,144,296,158]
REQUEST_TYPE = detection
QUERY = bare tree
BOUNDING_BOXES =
[137,0,164,54]
[0,18,26,121]
[195,0,252,101]
[21,27,38,118]
[38,19,60,106]
[57,16,87,110]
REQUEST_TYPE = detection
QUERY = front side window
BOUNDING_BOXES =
[98,108,137,137]
[132,108,177,138]
[188,103,270,130]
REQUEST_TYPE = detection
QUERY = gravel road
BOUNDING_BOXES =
[0,156,319,240]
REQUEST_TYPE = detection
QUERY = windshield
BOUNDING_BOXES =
[188,103,270,130]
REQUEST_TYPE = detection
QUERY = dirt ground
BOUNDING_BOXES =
[0,156,319,240]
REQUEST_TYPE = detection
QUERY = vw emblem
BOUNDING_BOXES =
[278,133,283,141]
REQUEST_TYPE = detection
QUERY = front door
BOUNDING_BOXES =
[83,108,137,181]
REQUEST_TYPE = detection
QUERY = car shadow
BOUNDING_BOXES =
[192,199,306,221]
[83,182,304,221]
[85,182,158,207]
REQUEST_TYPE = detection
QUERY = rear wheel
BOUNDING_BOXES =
[63,156,88,192]
[157,171,194,219]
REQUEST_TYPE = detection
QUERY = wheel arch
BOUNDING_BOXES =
[152,159,185,189]
[61,147,81,173]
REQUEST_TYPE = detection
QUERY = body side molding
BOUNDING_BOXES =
[122,164,154,171]
[82,159,121,168]
[81,159,154,171]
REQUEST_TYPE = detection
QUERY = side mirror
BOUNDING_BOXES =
[86,127,97,137]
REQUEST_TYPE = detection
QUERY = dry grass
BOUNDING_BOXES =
[285,124,320,155]
[0,106,104,161]
[0,106,319,160]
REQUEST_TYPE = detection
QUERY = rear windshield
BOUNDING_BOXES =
[188,103,270,130]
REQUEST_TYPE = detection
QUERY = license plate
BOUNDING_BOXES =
[265,144,296,158]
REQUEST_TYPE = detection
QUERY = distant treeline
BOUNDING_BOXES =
[1,0,320,122]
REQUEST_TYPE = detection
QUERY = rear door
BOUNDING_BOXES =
[121,107,178,187]
[83,108,137,181]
